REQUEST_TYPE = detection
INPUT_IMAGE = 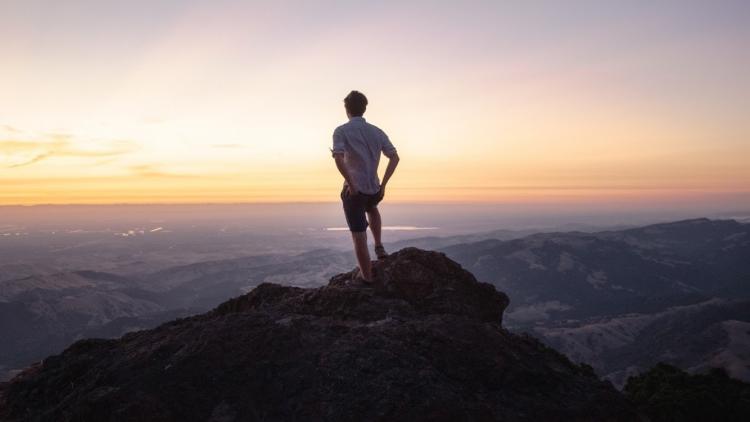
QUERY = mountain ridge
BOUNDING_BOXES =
[0,248,637,421]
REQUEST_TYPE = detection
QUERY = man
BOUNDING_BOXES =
[331,90,400,283]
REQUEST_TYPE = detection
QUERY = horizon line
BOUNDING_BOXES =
[1,201,749,211]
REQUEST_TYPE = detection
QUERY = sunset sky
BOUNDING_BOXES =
[2,0,749,206]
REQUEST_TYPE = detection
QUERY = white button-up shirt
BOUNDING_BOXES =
[331,116,397,195]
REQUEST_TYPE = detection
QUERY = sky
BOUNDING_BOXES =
[1,0,749,207]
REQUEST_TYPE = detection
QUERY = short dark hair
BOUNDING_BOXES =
[344,91,368,116]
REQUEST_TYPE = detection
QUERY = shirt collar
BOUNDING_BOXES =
[349,116,366,122]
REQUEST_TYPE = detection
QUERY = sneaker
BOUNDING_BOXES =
[374,244,388,260]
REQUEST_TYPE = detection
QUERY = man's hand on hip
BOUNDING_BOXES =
[346,183,359,197]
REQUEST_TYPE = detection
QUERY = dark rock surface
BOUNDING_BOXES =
[624,363,750,421]
[0,248,638,421]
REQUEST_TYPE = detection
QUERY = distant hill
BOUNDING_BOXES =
[536,298,750,387]
[442,218,750,324]
[0,270,163,380]
[385,227,539,250]
[436,218,750,385]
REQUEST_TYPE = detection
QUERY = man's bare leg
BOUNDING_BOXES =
[351,231,372,281]
[366,207,382,247]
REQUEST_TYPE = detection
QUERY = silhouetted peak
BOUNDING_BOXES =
[0,248,636,422]
[215,247,509,324]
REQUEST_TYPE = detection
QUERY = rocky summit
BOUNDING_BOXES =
[0,248,638,421]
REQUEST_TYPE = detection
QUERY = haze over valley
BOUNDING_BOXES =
[2,203,749,387]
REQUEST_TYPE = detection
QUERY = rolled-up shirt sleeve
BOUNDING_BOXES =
[331,128,345,156]
[381,131,397,157]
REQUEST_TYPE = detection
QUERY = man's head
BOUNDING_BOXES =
[344,90,368,117]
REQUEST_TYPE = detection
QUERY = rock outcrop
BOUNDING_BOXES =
[0,248,638,421]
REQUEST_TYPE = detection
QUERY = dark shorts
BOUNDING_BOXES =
[340,186,382,232]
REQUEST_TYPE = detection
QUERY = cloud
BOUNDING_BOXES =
[129,164,195,178]
[2,125,21,134]
[1,139,65,168]
[0,134,137,168]
[6,152,52,168]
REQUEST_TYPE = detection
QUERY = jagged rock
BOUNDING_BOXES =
[217,248,509,324]
[0,248,639,421]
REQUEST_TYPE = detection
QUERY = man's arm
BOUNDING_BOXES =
[333,153,358,195]
[378,152,400,199]
[331,127,358,195]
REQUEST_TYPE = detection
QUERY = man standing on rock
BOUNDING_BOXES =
[331,90,400,283]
